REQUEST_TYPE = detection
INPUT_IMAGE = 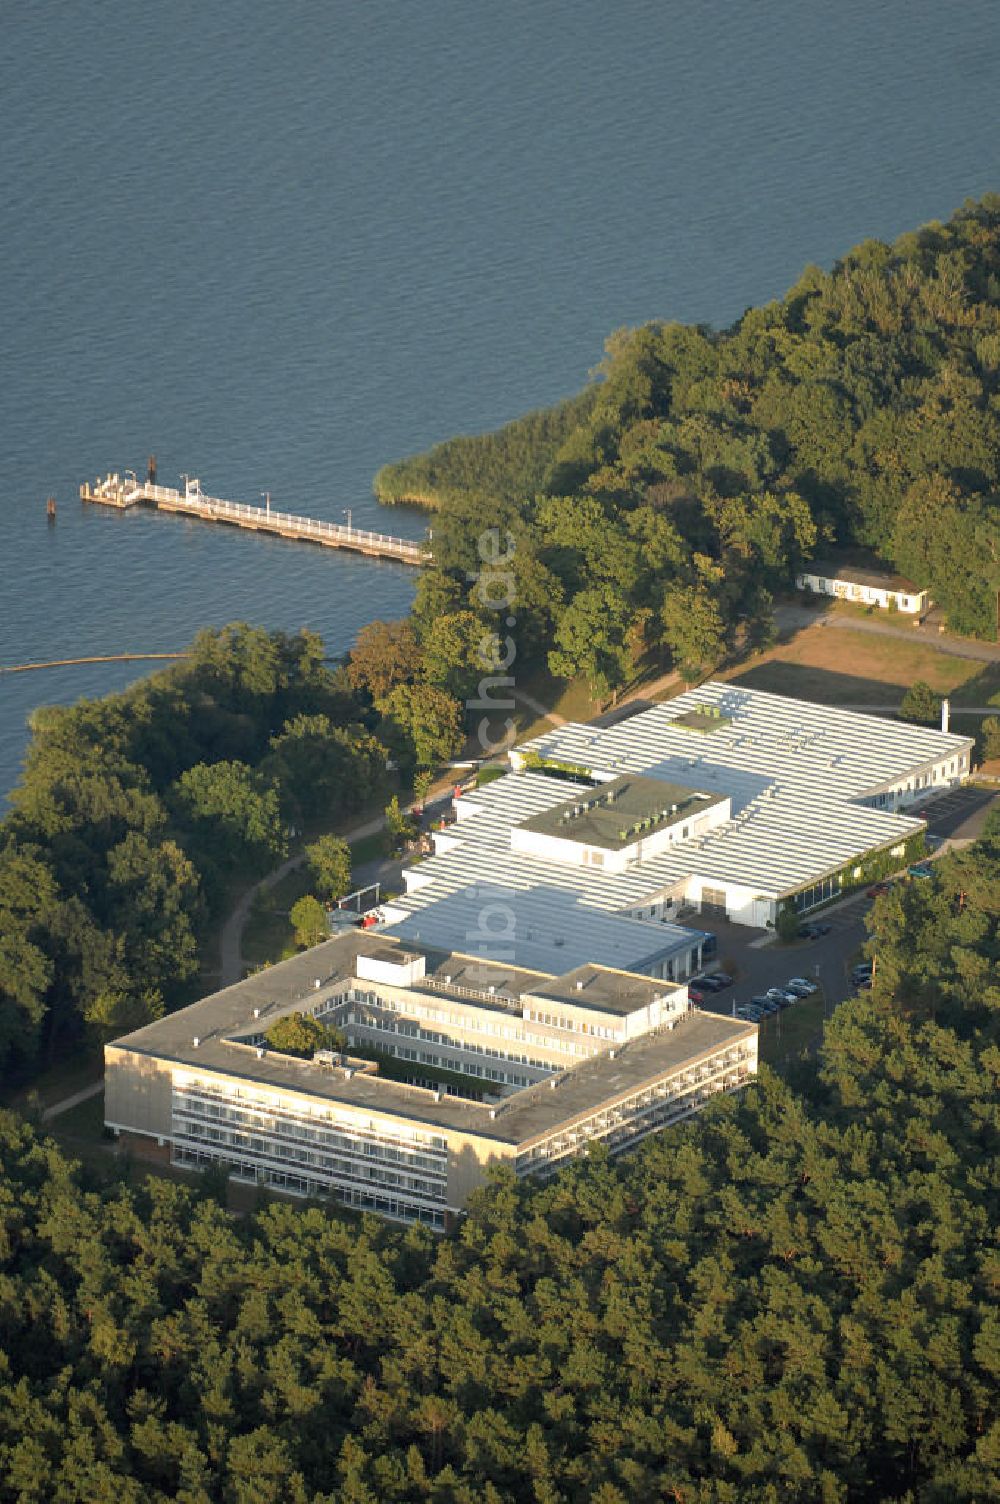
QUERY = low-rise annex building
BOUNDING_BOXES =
[795,559,929,614]
[381,683,972,945]
[105,930,757,1228]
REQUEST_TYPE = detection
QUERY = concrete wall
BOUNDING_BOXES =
[104,1046,174,1141]
[444,1130,517,1208]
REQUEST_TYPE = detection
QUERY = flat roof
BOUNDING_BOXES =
[361,944,423,966]
[526,963,683,1016]
[385,882,705,976]
[108,931,753,1146]
[804,559,924,594]
[494,1009,754,1145]
[520,774,725,849]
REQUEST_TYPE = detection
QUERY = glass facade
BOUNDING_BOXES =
[171,1079,448,1228]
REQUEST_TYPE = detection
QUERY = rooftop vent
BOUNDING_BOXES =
[252,1007,260,1019]
[549,1078,558,1090]
[576,980,584,991]
[433,1090,442,1102]
[314,979,321,990]
[489,1107,497,1119]
[609,1048,616,1060]
[344,1068,353,1080]
[192,1036,200,1048]
[256,1047,264,1059]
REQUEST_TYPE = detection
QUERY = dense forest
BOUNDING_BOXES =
[0,611,496,1083]
[0,817,997,1502]
[0,626,391,1082]
[377,196,1000,692]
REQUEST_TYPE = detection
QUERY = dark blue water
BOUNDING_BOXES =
[2,0,997,800]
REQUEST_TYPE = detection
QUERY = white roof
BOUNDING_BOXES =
[384,683,971,968]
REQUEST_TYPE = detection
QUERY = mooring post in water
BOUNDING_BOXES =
[46,496,56,522]
[147,454,157,485]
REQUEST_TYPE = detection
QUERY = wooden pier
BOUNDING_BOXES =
[80,474,431,566]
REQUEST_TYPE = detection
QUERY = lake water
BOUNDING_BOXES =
[2,0,997,801]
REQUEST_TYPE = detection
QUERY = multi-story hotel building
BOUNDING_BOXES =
[105,930,757,1229]
[105,684,966,1226]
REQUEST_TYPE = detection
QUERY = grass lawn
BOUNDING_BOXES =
[350,829,387,868]
[242,867,312,971]
[759,994,827,1072]
[723,621,996,709]
[513,664,603,740]
[476,763,508,788]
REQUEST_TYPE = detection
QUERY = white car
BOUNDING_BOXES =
[786,977,818,996]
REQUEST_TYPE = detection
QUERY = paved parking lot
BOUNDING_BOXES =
[695,893,871,1021]
[921,784,999,843]
[695,782,998,1033]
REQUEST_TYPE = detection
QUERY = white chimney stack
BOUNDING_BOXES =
[941,697,950,734]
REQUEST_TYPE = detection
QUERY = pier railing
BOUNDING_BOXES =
[81,474,430,565]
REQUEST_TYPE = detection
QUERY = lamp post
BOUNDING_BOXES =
[343,507,352,536]
[261,492,271,519]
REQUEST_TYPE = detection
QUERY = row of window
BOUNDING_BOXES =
[172,1117,445,1199]
[866,756,967,809]
[172,1103,449,1180]
[346,1008,574,1070]
[515,1048,753,1173]
[172,1081,449,1156]
[792,874,839,913]
[336,987,522,1039]
[172,1146,446,1228]
[521,1006,623,1040]
[349,1034,534,1088]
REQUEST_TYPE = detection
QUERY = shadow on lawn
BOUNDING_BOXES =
[725,660,911,706]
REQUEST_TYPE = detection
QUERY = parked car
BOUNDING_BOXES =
[908,863,934,880]
[687,987,707,1005]
[695,971,732,992]
[766,987,797,1006]
[738,1006,764,1022]
[850,961,872,981]
[750,995,777,1014]
[692,974,724,992]
[854,976,873,992]
[798,920,832,939]
[866,881,891,898]
[786,976,818,996]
